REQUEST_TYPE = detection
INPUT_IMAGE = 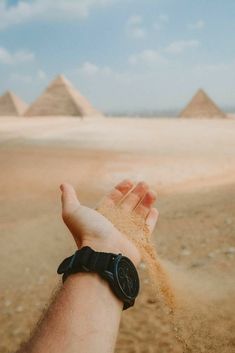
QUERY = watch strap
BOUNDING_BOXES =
[57,246,117,279]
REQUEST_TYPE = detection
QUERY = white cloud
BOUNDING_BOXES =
[0,0,115,30]
[78,61,112,76]
[0,47,35,64]
[9,73,32,83]
[195,63,229,72]
[37,69,47,80]
[129,49,165,65]
[77,61,135,84]
[130,27,146,39]
[206,63,228,71]
[80,62,99,75]
[9,70,48,83]
[153,13,169,30]
[188,20,205,30]
[128,39,199,68]
[126,14,146,39]
[159,14,169,23]
[127,14,142,26]
[165,40,200,54]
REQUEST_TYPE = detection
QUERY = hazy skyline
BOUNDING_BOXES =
[0,0,235,113]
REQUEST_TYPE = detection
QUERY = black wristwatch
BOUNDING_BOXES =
[57,246,140,310]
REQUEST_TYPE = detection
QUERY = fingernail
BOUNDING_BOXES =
[148,190,157,200]
[136,181,148,189]
[120,179,133,187]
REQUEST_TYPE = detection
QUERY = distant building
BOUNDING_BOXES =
[0,91,28,116]
[179,89,226,118]
[25,75,102,117]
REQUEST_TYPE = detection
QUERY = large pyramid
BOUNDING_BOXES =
[25,75,102,117]
[179,89,226,118]
[0,91,28,116]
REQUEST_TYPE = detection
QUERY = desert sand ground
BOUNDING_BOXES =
[0,117,235,353]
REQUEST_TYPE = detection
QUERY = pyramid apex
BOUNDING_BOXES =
[196,88,207,95]
[2,90,18,100]
[51,74,71,87]
[193,88,215,101]
[3,90,13,97]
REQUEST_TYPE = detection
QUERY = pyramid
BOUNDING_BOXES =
[25,75,102,117]
[0,91,28,116]
[179,89,226,118]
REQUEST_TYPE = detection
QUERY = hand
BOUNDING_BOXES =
[60,180,159,266]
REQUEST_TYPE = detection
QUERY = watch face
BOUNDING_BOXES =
[115,257,139,299]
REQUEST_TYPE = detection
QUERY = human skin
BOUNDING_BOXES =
[17,179,159,353]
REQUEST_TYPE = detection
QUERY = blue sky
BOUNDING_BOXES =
[0,0,235,113]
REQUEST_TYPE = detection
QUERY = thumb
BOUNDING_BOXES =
[60,183,80,218]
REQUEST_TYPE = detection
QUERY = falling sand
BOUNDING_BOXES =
[165,261,235,352]
[97,204,176,310]
[97,204,235,353]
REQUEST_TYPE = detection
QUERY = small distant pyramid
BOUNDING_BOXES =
[25,75,102,117]
[179,89,226,118]
[0,91,28,116]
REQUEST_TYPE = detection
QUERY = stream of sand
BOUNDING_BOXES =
[98,204,235,353]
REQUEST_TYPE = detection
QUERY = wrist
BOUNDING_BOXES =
[80,239,141,267]
[64,271,123,309]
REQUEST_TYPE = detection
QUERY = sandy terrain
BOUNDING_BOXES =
[0,117,235,353]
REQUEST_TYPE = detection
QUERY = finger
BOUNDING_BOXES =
[134,191,156,218]
[60,183,80,218]
[99,179,133,207]
[146,208,159,233]
[120,181,149,211]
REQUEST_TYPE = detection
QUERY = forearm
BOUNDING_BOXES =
[22,273,123,353]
